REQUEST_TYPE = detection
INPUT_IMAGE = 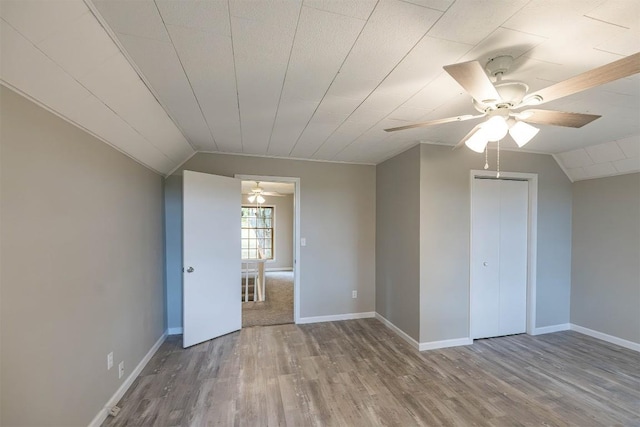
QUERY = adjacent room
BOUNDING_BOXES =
[1,0,638,426]
[240,179,296,327]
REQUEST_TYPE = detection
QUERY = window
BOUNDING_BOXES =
[241,206,274,260]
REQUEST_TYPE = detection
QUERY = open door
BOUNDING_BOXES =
[183,170,241,348]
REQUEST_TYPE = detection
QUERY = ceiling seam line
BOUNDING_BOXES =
[2,16,177,164]
[396,0,447,13]
[582,15,630,30]
[592,47,629,58]
[265,2,305,154]
[153,0,221,152]
[301,5,368,21]
[286,0,381,156]
[227,0,244,152]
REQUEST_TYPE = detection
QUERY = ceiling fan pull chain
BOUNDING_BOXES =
[496,140,501,178]
[484,145,489,170]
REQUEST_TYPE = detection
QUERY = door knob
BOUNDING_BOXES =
[483,262,488,267]
[186,266,195,273]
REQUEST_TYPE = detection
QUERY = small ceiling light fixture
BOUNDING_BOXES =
[509,120,539,147]
[465,112,539,153]
[482,115,509,141]
[248,194,265,204]
[465,127,490,153]
[464,113,510,153]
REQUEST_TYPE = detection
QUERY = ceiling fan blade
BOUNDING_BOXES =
[529,52,640,105]
[519,109,601,128]
[443,61,502,104]
[262,192,285,196]
[384,114,484,132]
[452,124,483,150]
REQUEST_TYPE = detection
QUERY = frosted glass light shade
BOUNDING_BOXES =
[509,121,539,147]
[465,128,490,153]
[248,194,265,203]
[482,116,509,141]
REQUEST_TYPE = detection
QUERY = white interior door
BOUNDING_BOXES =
[498,180,528,336]
[183,170,241,348]
[471,178,528,339]
[471,179,501,339]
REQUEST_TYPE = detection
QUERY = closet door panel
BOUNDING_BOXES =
[498,180,528,336]
[470,179,501,339]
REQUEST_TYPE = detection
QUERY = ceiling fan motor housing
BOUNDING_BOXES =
[473,80,528,112]
[485,55,514,77]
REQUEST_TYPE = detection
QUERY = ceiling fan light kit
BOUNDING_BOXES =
[509,121,540,148]
[384,51,640,167]
[465,127,490,153]
[245,181,286,204]
[248,194,265,204]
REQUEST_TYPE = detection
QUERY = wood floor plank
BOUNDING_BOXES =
[102,320,640,426]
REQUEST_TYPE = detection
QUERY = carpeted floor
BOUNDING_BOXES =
[242,271,293,327]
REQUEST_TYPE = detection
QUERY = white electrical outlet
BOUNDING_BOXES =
[301,238,307,246]
[118,361,124,379]
[107,352,113,370]
[352,290,357,298]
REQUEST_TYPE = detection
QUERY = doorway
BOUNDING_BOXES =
[469,170,538,339]
[237,175,300,327]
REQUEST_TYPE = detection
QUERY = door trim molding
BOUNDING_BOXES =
[469,170,538,338]
[235,174,301,324]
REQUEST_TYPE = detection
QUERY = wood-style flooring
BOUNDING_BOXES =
[102,319,640,426]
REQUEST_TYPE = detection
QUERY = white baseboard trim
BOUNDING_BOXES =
[374,313,420,350]
[297,311,375,324]
[531,323,571,335]
[374,313,472,352]
[88,332,167,427]
[265,267,293,272]
[167,327,183,335]
[419,337,473,351]
[570,324,640,352]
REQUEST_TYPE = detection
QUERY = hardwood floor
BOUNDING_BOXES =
[102,319,640,426]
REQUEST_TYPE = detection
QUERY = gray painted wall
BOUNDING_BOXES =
[164,176,183,330]
[418,144,573,343]
[376,145,421,340]
[0,87,165,426]
[165,153,375,328]
[571,173,640,343]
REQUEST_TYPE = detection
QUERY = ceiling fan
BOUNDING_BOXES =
[385,52,640,152]
[245,181,285,203]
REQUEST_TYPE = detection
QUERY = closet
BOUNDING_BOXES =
[470,178,528,339]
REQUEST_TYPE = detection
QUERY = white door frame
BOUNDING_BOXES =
[236,174,301,324]
[469,170,538,336]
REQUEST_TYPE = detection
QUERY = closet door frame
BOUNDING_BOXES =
[469,170,538,337]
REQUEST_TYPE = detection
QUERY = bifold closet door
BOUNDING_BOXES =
[471,178,528,339]
[498,180,528,336]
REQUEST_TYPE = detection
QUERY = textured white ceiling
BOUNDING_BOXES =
[0,0,195,174]
[555,134,640,181]
[1,0,639,179]
[241,180,295,195]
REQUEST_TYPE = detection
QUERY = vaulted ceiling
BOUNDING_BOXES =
[1,0,638,180]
